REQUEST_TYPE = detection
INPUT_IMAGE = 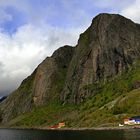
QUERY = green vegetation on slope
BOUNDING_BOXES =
[3,61,140,128]
[69,61,140,127]
[6,102,78,128]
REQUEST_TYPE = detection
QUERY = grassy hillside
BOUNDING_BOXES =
[2,60,140,128]
[4,101,77,128]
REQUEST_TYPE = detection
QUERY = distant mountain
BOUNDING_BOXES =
[0,96,7,103]
[1,13,140,128]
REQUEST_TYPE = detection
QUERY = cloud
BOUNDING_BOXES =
[0,22,85,96]
[0,0,93,96]
[120,0,140,23]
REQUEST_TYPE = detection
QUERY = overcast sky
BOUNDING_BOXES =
[0,0,139,96]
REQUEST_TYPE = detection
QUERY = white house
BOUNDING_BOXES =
[124,116,140,125]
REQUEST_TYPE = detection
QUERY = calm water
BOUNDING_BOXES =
[0,129,140,140]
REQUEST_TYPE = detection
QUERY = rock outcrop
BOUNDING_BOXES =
[61,13,140,104]
[1,13,140,123]
[32,45,74,105]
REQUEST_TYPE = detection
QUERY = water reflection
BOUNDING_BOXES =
[0,129,139,140]
[123,129,140,140]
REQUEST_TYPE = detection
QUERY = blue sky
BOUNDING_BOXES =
[0,0,139,96]
[0,0,134,33]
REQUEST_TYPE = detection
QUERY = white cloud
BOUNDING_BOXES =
[120,0,140,23]
[0,0,93,96]
[0,23,85,96]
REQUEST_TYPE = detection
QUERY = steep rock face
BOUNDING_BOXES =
[1,13,140,123]
[61,14,140,104]
[1,46,74,122]
[32,45,74,105]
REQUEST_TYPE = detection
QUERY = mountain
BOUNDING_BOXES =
[0,96,7,103]
[1,13,140,128]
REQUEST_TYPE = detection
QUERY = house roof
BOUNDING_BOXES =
[130,116,140,119]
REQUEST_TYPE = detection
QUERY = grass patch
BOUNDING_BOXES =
[8,102,78,128]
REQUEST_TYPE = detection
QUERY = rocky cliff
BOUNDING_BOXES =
[1,13,140,126]
[61,13,140,104]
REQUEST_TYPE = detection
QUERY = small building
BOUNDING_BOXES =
[124,118,129,125]
[124,116,140,125]
[131,116,140,124]
[58,122,65,128]
[49,124,59,129]
[49,122,65,129]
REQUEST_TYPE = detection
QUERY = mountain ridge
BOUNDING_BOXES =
[61,13,140,104]
[1,13,140,127]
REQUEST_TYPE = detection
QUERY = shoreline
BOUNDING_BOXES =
[0,126,140,131]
